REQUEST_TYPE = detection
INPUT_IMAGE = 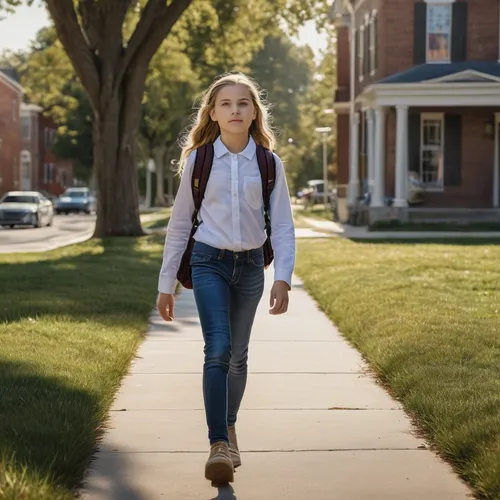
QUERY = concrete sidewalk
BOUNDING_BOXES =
[300,216,500,240]
[81,271,472,500]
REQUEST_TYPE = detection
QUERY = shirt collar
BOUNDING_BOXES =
[214,135,256,160]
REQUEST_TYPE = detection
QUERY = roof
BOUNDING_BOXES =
[0,68,23,93]
[21,103,43,113]
[2,191,41,196]
[379,62,500,84]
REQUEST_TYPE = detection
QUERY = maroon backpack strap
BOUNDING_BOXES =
[256,145,276,236]
[191,144,214,224]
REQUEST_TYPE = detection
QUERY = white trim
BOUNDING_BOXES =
[424,70,500,84]
[420,113,445,191]
[360,81,500,107]
[0,71,23,94]
[20,103,43,115]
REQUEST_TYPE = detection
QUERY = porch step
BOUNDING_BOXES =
[408,208,500,224]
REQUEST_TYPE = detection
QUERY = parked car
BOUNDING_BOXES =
[55,187,96,215]
[38,189,57,205]
[297,180,336,206]
[0,191,54,228]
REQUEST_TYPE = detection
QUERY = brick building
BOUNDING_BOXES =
[20,104,74,196]
[332,0,500,224]
[0,70,23,196]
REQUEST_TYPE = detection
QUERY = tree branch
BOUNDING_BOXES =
[116,0,193,86]
[46,0,100,112]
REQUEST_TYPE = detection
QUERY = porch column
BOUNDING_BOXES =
[494,114,500,208]
[372,106,385,207]
[394,105,409,208]
[348,112,360,206]
[366,108,375,195]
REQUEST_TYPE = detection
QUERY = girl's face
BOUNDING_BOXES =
[210,84,257,135]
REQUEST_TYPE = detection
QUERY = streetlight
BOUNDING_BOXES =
[315,126,332,204]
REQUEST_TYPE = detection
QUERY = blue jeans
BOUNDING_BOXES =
[190,241,265,445]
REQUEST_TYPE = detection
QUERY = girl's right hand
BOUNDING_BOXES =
[157,293,175,322]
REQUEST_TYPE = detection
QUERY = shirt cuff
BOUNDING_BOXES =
[274,269,292,290]
[158,275,178,295]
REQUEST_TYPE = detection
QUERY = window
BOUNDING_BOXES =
[426,3,452,62]
[369,12,378,74]
[21,116,30,140]
[12,98,17,121]
[420,114,444,189]
[44,163,55,184]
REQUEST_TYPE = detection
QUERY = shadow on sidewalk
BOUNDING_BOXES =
[210,485,238,499]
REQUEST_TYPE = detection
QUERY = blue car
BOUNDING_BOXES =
[55,187,96,215]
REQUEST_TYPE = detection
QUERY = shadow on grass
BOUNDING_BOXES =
[0,236,162,327]
[0,236,166,494]
[0,359,101,496]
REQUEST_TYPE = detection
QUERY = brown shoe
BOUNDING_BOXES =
[228,425,241,468]
[205,441,234,485]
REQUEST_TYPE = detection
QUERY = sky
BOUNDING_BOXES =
[0,5,328,59]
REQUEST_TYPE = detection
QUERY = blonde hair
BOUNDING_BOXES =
[178,72,276,171]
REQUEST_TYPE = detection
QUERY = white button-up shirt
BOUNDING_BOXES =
[158,136,295,294]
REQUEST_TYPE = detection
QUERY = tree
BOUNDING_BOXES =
[2,0,330,237]
[140,40,199,206]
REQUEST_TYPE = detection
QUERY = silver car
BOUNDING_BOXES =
[0,191,54,228]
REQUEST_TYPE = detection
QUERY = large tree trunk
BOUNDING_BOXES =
[154,146,168,207]
[46,0,194,236]
[93,75,145,237]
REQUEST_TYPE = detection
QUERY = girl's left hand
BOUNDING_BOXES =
[269,280,290,315]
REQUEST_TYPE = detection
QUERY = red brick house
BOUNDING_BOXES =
[331,0,500,224]
[0,70,23,196]
[20,104,74,196]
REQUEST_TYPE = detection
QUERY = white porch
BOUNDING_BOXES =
[346,71,500,224]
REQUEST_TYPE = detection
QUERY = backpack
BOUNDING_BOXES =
[177,143,276,290]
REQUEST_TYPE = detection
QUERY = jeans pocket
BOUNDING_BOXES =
[250,250,265,268]
[190,252,213,265]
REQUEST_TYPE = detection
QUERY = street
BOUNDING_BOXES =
[0,214,95,253]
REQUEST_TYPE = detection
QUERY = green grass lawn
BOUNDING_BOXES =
[0,235,165,499]
[295,238,500,499]
[141,208,171,229]
[293,205,334,229]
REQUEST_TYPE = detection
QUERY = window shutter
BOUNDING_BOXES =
[451,2,467,62]
[414,2,427,64]
[444,114,462,186]
[408,113,421,177]
[373,15,378,71]
[364,25,370,76]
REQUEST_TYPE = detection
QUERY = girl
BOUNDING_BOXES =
[156,72,295,486]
